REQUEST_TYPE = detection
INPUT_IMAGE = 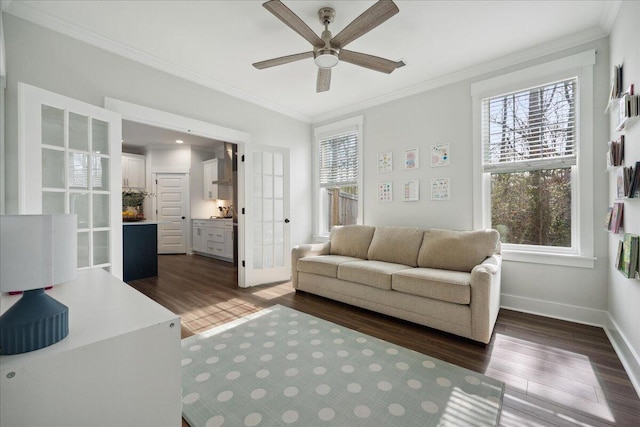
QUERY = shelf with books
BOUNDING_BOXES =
[615,233,640,280]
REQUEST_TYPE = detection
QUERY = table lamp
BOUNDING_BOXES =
[0,214,77,355]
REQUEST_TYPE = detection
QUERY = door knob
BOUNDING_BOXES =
[181,216,186,219]
[284,218,290,223]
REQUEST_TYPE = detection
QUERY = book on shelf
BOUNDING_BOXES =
[610,202,624,233]
[605,207,613,230]
[615,240,624,270]
[616,167,626,198]
[628,161,640,198]
[607,135,625,167]
[621,234,639,279]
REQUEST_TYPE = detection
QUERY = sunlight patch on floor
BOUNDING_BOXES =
[488,334,615,424]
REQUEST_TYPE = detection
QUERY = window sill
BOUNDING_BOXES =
[502,249,595,269]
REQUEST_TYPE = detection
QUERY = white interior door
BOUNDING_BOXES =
[18,83,123,279]
[242,145,290,287]
[153,173,189,254]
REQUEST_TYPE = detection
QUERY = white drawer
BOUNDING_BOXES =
[204,229,224,242]
[206,241,225,255]
[193,220,209,227]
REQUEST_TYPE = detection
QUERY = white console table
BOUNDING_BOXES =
[0,269,181,427]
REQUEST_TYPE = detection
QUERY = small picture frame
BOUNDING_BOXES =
[402,180,419,202]
[378,182,393,202]
[403,148,419,170]
[431,177,450,201]
[431,143,450,167]
[378,151,393,173]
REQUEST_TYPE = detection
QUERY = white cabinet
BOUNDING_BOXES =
[192,219,233,262]
[203,158,231,200]
[0,269,181,427]
[203,158,220,200]
[122,153,145,189]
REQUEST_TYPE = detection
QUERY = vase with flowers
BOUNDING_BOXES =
[122,190,152,221]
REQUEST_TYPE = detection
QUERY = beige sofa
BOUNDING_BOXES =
[291,225,502,344]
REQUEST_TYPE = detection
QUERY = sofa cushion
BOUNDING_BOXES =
[330,225,376,259]
[297,255,361,278]
[367,226,424,267]
[392,268,471,305]
[338,260,413,290]
[418,229,499,272]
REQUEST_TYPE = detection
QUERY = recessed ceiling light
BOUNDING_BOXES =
[176,140,184,144]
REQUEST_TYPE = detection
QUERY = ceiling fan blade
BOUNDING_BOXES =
[253,51,314,70]
[339,49,405,74]
[330,0,399,49]
[263,0,324,48]
[317,68,331,93]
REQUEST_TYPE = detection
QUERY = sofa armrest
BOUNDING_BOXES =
[291,242,330,289]
[469,254,502,343]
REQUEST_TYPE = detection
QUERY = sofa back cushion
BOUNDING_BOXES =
[329,225,376,259]
[418,229,500,272]
[367,226,424,267]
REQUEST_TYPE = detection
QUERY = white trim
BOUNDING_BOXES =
[605,313,640,397]
[471,50,596,266]
[104,97,252,287]
[2,0,310,123]
[313,116,364,237]
[501,293,608,327]
[503,251,596,269]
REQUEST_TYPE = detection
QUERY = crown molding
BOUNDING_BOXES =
[2,1,313,123]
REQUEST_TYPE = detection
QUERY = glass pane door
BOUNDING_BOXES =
[19,83,123,278]
[243,145,290,287]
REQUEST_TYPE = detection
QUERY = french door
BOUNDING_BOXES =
[18,83,123,278]
[153,173,189,254]
[242,145,291,287]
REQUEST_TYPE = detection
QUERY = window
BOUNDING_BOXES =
[483,78,576,248]
[471,50,595,268]
[314,116,363,237]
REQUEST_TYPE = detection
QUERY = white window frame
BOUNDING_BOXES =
[313,116,364,240]
[471,50,596,268]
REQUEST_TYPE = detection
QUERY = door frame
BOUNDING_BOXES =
[103,97,251,286]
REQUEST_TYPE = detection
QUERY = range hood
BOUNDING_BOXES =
[212,142,234,185]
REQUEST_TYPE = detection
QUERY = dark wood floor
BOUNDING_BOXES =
[128,254,640,427]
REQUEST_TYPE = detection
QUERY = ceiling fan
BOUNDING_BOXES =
[253,0,405,93]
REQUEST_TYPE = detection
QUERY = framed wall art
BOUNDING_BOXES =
[378,151,393,173]
[431,177,450,201]
[402,180,419,202]
[402,148,419,170]
[378,182,393,202]
[431,143,450,167]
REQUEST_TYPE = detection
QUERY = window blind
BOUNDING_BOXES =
[482,78,577,173]
[319,131,358,187]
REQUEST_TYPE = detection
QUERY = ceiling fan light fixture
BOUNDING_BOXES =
[314,49,339,68]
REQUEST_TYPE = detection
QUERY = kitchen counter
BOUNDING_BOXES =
[122,220,166,226]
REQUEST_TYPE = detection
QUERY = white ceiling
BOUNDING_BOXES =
[122,120,223,152]
[3,0,618,123]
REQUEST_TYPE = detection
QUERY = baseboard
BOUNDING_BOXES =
[604,314,640,397]
[500,293,608,327]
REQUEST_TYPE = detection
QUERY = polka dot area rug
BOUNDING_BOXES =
[181,305,504,427]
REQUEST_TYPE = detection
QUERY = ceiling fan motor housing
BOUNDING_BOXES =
[315,7,339,68]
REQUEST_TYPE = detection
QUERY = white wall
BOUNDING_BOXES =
[607,0,640,391]
[2,14,313,248]
[317,38,611,324]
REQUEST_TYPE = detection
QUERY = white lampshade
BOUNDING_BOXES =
[0,214,77,292]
